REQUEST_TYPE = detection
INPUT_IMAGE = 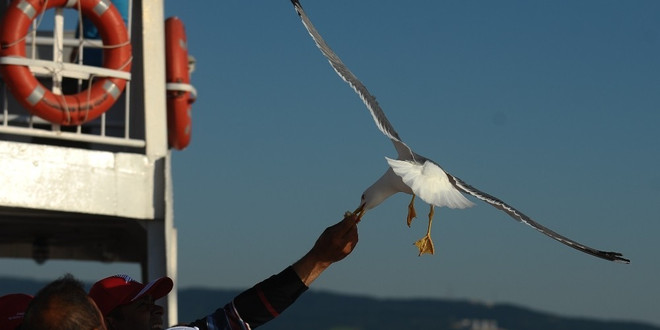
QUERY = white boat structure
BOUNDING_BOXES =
[0,0,196,325]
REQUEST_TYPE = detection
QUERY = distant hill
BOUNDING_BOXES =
[2,277,657,330]
[178,288,659,330]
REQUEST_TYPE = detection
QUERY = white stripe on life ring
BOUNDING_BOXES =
[166,82,197,99]
[17,0,36,20]
[26,85,45,106]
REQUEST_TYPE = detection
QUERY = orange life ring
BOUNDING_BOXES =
[165,16,194,150]
[0,0,132,126]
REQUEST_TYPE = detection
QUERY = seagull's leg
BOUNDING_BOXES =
[414,205,435,256]
[407,194,417,227]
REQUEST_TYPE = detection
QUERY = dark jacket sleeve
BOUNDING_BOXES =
[188,266,308,330]
[232,266,308,328]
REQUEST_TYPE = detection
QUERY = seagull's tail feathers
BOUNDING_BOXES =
[386,158,474,209]
[291,0,403,144]
[447,173,630,264]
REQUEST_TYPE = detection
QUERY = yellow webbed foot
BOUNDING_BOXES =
[407,194,417,227]
[414,234,435,256]
[414,205,436,256]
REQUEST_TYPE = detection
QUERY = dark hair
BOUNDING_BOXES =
[21,274,104,330]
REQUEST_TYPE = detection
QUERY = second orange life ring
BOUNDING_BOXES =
[165,16,195,150]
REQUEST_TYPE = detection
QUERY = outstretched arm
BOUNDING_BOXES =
[189,214,359,329]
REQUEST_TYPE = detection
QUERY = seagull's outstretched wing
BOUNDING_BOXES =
[447,173,630,263]
[291,0,628,264]
[291,0,406,148]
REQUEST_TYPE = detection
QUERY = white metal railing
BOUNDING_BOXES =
[0,0,143,149]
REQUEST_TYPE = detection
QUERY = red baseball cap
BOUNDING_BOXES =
[88,274,173,316]
[0,293,33,330]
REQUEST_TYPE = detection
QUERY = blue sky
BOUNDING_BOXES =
[2,0,659,326]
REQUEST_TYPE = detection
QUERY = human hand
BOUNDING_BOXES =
[292,213,359,286]
[309,213,359,265]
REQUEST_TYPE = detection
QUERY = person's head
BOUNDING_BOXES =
[0,293,33,330]
[89,274,173,330]
[21,274,106,330]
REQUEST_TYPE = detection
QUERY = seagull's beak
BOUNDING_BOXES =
[353,204,366,222]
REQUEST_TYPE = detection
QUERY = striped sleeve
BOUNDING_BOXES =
[232,266,308,328]
[188,266,308,330]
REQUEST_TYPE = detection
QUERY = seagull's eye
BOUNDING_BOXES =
[361,194,365,201]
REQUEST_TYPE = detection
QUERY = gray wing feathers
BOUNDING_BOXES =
[447,173,630,263]
[291,0,402,143]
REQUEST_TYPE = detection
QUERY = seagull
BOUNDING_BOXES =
[290,0,629,263]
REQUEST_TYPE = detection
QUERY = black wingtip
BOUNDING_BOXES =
[603,251,630,264]
[290,0,303,16]
[615,256,631,264]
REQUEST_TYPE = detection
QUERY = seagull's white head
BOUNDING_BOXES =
[354,168,409,221]
[360,185,390,211]
[357,167,409,217]
[354,181,397,220]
